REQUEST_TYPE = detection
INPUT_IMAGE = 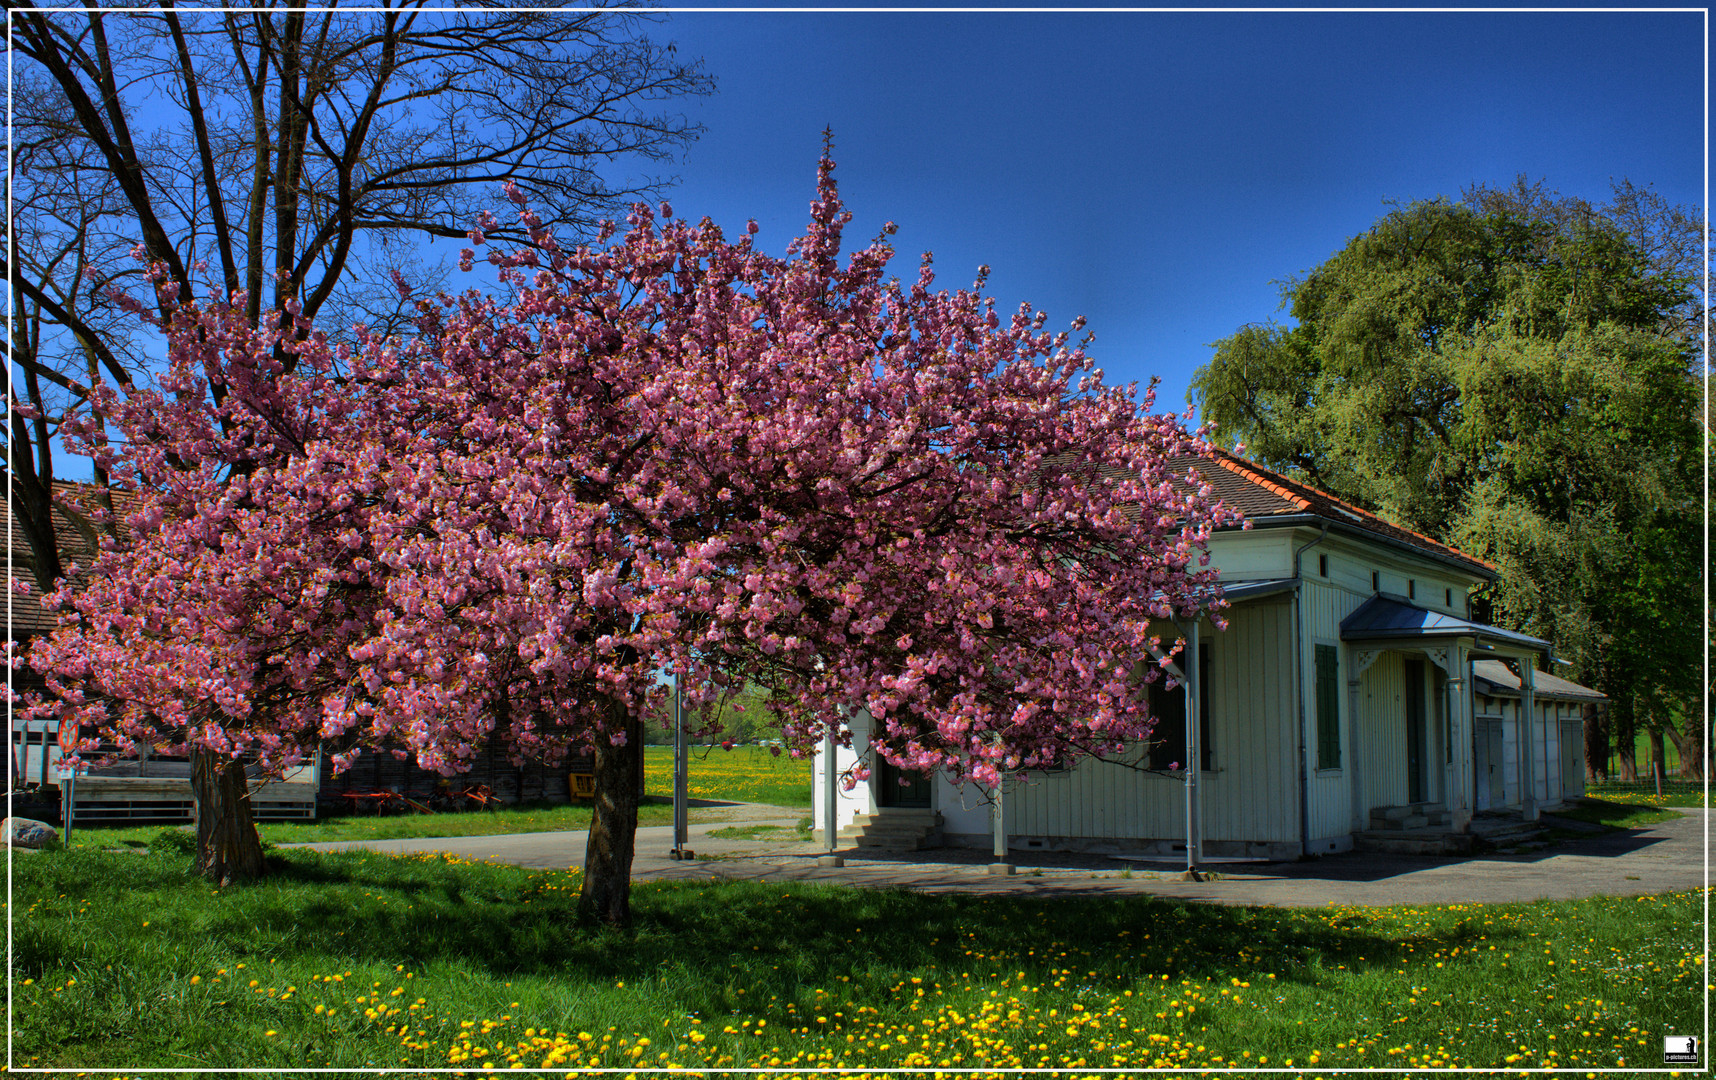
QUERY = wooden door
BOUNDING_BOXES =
[878,759,931,808]
[1405,659,1426,804]
[1474,720,1505,810]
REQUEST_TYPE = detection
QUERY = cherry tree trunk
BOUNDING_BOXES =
[579,703,642,928]
[190,749,266,884]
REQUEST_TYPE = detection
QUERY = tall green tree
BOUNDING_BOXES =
[1192,182,1702,780]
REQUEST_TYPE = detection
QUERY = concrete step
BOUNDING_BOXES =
[1370,803,1450,830]
[1369,813,1430,830]
[1476,823,1550,848]
[1354,829,1477,856]
[840,811,943,850]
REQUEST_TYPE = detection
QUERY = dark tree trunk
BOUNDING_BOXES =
[1647,727,1667,781]
[1666,720,1706,781]
[190,749,266,884]
[1611,696,1638,782]
[1583,702,1608,782]
[579,701,642,928]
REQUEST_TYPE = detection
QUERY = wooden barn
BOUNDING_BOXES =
[814,450,1605,859]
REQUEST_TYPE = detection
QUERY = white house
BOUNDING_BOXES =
[814,449,1602,860]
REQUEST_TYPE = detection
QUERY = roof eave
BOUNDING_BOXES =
[1219,513,1498,582]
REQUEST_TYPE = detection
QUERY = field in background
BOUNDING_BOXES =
[642,744,811,807]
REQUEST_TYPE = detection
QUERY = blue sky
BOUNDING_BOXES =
[641,8,1704,421]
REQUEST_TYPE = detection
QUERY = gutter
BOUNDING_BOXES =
[1225,514,1496,582]
[1290,524,1331,859]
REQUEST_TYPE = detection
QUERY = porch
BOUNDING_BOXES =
[1341,594,1556,838]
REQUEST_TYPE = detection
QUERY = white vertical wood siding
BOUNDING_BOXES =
[1501,700,1520,806]
[1001,599,1300,845]
[1360,652,1408,813]
[1299,579,1368,841]
[814,714,877,833]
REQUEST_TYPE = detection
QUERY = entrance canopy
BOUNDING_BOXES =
[1340,595,1551,662]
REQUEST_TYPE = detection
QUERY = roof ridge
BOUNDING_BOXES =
[1205,447,1496,574]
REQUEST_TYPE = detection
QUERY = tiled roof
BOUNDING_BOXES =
[1471,658,1607,703]
[6,482,133,637]
[1171,448,1495,577]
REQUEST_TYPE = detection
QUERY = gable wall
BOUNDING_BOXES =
[1296,529,1490,846]
[936,598,1300,850]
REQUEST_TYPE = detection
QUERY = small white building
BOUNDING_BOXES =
[814,450,1603,860]
[1469,659,1602,814]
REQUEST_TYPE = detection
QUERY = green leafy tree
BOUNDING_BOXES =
[1192,182,1702,780]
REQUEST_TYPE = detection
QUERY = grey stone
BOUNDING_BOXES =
[4,817,58,849]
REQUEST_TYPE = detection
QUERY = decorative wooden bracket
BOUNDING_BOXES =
[1347,647,1383,683]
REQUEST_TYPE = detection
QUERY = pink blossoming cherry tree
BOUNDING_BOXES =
[25,148,1239,921]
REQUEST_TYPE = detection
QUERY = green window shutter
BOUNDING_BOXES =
[1315,644,1341,769]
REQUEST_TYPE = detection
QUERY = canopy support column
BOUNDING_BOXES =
[1513,659,1538,822]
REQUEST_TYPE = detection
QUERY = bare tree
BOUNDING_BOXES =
[5,0,712,557]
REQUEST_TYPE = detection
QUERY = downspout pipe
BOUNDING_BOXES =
[1291,524,1332,859]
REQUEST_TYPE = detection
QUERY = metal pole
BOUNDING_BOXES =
[1184,626,1203,879]
[824,731,837,855]
[61,772,74,847]
[672,674,689,859]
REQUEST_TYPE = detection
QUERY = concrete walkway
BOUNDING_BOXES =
[288,805,1709,908]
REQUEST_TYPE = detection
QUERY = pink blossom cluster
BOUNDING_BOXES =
[24,151,1242,788]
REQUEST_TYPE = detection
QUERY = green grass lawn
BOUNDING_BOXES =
[1551,798,1682,830]
[14,846,1706,1074]
[1584,781,1712,809]
[706,818,815,842]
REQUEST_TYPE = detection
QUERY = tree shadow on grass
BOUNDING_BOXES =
[167,848,1563,1022]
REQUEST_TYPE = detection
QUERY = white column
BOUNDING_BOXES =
[1425,643,1472,832]
[1447,654,1471,832]
[819,729,845,867]
[1518,661,1538,822]
[987,778,1013,876]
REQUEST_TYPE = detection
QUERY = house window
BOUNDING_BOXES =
[1445,587,1453,608]
[1408,579,1416,600]
[1146,647,1213,771]
[1318,553,1328,577]
[1371,571,1379,591]
[1315,644,1341,769]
